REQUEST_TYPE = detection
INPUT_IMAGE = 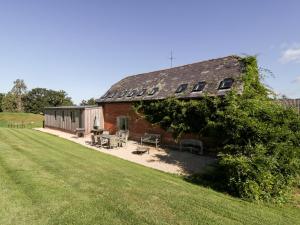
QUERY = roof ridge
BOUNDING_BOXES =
[121,55,241,80]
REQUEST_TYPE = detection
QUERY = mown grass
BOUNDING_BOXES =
[0,128,299,225]
[0,112,44,128]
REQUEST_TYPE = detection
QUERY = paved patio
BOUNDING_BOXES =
[35,128,216,175]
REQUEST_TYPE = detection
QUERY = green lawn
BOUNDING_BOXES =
[0,112,44,128]
[0,128,299,225]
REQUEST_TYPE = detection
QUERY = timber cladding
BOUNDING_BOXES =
[44,106,103,134]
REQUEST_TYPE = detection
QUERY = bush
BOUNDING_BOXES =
[135,56,300,202]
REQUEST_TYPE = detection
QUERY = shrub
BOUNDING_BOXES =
[135,56,300,202]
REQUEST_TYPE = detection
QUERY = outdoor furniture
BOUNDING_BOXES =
[134,146,150,155]
[91,128,105,135]
[75,128,85,137]
[180,139,204,155]
[141,133,161,148]
[91,134,97,145]
[100,134,118,149]
[116,130,129,147]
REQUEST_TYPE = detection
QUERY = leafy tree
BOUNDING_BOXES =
[2,93,18,112]
[135,56,300,202]
[1,79,27,112]
[80,98,96,106]
[24,88,73,114]
[0,93,5,112]
[11,79,27,112]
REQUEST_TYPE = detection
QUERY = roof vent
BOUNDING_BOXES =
[218,78,234,90]
[175,84,188,93]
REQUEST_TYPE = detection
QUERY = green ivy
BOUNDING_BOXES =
[134,56,300,202]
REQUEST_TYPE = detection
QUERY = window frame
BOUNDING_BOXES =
[117,116,129,131]
[218,78,234,90]
[175,83,188,93]
[148,87,159,96]
[192,81,206,92]
[137,89,147,96]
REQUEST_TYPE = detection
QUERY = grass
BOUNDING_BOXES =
[0,112,44,128]
[0,128,299,225]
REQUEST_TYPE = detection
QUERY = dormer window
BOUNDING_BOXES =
[192,81,206,92]
[175,84,188,93]
[148,87,159,96]
[218,78,234,90]
[137,89,147,96]
[127,90,137,97]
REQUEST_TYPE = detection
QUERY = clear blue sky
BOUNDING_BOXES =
[0,0,299,104]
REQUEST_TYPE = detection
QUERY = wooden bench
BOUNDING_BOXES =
[141,133,161,148]
[180,139,204,155]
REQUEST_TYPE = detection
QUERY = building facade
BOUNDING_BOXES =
[96,55,244,144]
[44,106,103,134]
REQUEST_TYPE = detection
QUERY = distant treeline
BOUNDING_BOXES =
[0,79,97,114]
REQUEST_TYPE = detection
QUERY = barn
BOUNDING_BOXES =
[44,105,103,134]
[96,55,244,144]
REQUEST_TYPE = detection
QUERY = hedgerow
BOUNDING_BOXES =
[134,56,300,202]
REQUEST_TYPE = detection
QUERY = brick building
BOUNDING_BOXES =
[96,55,245,145]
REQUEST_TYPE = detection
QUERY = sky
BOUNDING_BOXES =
[0,0,299,104]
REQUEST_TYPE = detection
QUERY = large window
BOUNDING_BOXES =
[117,116,129,131]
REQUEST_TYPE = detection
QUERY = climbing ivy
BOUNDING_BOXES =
[134,56,300,202]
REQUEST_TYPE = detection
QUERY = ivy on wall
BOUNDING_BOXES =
[134,56,300,202]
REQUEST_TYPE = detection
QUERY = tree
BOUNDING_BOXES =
[0,93,5,112]
[2,93,18,112]
[2,79,27,112]
[80,98,96,106]
[24,88,73,114]
[11,79,27,112]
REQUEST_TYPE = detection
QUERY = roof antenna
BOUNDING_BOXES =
[169,50,175,68]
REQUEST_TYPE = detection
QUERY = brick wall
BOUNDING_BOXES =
[102,102,199,145]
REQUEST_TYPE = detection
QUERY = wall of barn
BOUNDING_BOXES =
[44,109,81,133]
[101,102,199,145]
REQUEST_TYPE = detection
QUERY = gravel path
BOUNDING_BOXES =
[35,128,216,175]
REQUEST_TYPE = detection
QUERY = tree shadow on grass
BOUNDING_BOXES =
[183,164,231,195]
[151,147,217,175]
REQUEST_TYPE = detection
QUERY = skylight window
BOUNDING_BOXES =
[118,90,127,98]
[107,92,117,98]
[218,78,234,90]
[148,87,159,96]
[192,81,206,92]
[137,89,147,96]
[127,90,137,97]
[175,84,188,93]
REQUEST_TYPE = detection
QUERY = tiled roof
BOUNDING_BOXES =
[96,55,244,103]
[44,105,99,110]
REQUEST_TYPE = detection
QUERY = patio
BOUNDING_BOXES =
[35,128,216,175]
